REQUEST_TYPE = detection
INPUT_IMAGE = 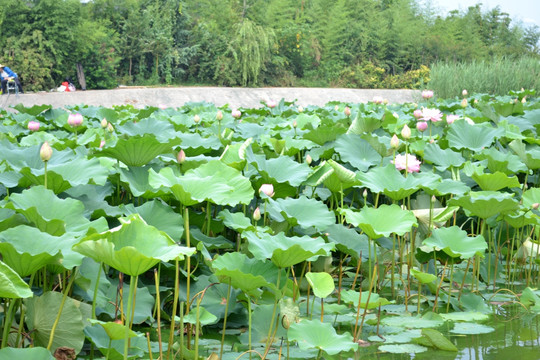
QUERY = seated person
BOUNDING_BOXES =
[0,64,24,94]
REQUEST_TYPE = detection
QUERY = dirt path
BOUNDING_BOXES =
[1,86,420,110]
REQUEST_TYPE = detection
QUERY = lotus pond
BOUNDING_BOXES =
[0,90,540,360]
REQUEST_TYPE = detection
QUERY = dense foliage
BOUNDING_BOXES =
[0,0,538,91]
[0,90,539,359]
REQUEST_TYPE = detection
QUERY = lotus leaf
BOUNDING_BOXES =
[0,260,33,298]
[306,272,335,298]
[265,195,335,231]
[0,347,55,359]
[341,204,417,239]
[288,319,357,355]
[471,171,520,191]
[420,226,487,263]
[333,134,382,171]
[449,191,519,219]
[446,120,503,151]
[340,289,392,309]
[73,214,194,276]
[423,143,465,171]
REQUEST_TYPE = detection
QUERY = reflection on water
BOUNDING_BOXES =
[356,309,539,360]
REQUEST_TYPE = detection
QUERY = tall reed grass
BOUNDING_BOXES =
[429,57,540,98]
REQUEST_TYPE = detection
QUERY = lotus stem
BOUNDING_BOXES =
[446,263,455,313]
[146,332,154,360]
[206,201,212,236]
[194,295,202,360]
[433,261,448,313]
[1,299,17,349]
[47,268,78,351]
[247,296,252,360]
[351,255,362,291]
[220,279,232,359]
[154,269,163,359]
[167,259,180,360]
[44,161,48,190]
[123,274,138,360]
[15,273,35,347]
[92,262,103,319]
[358,264,378,338]
[458,259,472,302]
[353,279,363,342]
[320,298,324,322]
[184,206,192,313]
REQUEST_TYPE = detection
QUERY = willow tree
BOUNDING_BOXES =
[224,18,275,86]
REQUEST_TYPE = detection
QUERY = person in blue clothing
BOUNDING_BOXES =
[0,64,24,94]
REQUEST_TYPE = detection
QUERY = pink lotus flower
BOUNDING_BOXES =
[231,109,242,119]
[259,184,275,197]
[422,90,434,99]
[416,121,428,132]
[177,149,186,164]
[159,104,167,110]
[373,96,384,104]
[28,121,40,131]
[67,113,83,127]
[267,99,277,108]
[446,115,459,124]
[420,108,443,122]
[392,154,421,173]
[413,109,422,119]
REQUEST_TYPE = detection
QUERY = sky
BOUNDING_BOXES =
[421,0,540,28]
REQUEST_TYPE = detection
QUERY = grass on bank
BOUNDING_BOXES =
[429,56,540,98]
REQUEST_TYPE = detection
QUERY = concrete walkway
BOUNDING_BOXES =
[0,87,420,110]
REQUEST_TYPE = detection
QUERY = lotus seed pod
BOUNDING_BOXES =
[40,141,53,162]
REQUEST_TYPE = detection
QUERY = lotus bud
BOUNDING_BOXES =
[393,112,399,119]
[465,117,475,125]
[298,106,304,113]
[334,105,339,111]
[401,124,411,139]
[99,140,105,148]
[431,195,437,203]
[373,96,384,104]
[293,120,297,128]
[429,138,435,144]
[462,89,468,97]
[305,154,312,165]
[253,207,261,221]
[267,99,277,108]
[474,99,478,105]
[216,110,223,121]
[390,134,399,149]
[68,113,83,127]
[413,109,422,119]
[422,90,434,99]
[383,99,389,105]
[532,203,539,210]
[101,118,108,128]
[363,189,368,198]
[446,115,459,124]
[177,149,186,164]
[231,109,242,119]
[522,97,527,104]
[259,183,275,198]
[107,123,114,132]
[416,121,428,132]
[344,107,351,116]
[28,121,40,131]
[159,104,167,110]
[40,141,53,162]
[461,98,468,108]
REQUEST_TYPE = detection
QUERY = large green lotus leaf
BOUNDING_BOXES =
[248,153,311,187]
[410,268,437,284]
[449,191,519,219]
[423,179,470,196]
[325,223,374,259]
[243,231,334,268]
[116,117,177,142]
[303,126,346,145]
[122,200,183,240]
[380,314,444,328]
[356,164,435,201]
[327,159,359,184]
[423,143,465,171]
[422,226,487,260]
[378,344,427,354]
[219,139,252,171]
[0,225,64,276]
[73,214,195,276]
[176,132,222,152]
[333,134,382,171]
[474,147,528,175]
[0,347,55,359]
[265,196,335,231]
[340,289,392,310]
[148,167,199,206]
[212,252,281,297]
[288,319,357,355]
[183,306,219,326]
[471,171,521,191]
[342,205,417,239]
[522,188,540,208]
[65,184,122,218]
[88,319,139,340]
[0,208,27,232]
[119,165,170,199]
[6,186,107,236]
[508,139,540,170]
[13,103,51,116]
[446,120,503,151]
[504,210,540,228]
[25,291,85,354]
[347,114,381,134]
[217,209,254,233]
[19,131,59,147]
[306,272,335,298]
[450,323,495,335]
[84,322,147,359]
[95,135,181,166]
[0,260,33,298]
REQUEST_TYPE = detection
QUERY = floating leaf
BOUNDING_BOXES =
[450,323,495,334]
[288,319,357,355]
[414,328,458,351]
[378,344,427,354]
